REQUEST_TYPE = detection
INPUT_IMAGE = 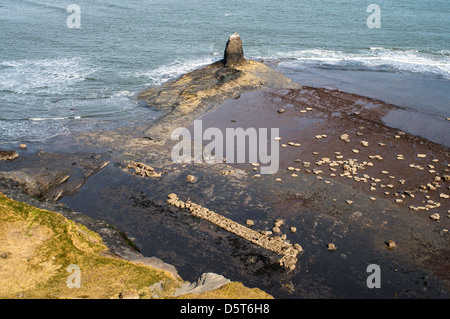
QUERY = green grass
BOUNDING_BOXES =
[0,193,272,299]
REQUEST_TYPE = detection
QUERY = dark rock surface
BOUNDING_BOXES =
[224,33,245,67]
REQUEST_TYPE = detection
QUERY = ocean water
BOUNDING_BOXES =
[0,0,449,145]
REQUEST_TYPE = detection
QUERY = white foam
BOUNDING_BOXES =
[126,56,215,86]
[265,48,450,79]
[0,57,97,95]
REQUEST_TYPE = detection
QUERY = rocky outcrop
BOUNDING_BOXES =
[0,151,109,201]
[174,272,231,296]
[224,33,245,67]
[0,151,18,161]
[135,34,299,145]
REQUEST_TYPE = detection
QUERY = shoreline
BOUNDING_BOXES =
[1,52,449,298]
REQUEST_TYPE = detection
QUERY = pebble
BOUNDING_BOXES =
[340,134,350,143]
[246,220,254,227]
[275,178,282,182]
[386,240,396,249]
[277,108,285,113]
[291,173,298,177]
[19,144,27,149]
[352,149,359,154]
[274,137,281,141]
[290,227,297,233]
[345,200,353,205]
[360,141,369,147]
[417,154,427,158]
[430,213,440,220]
[186,175,196,183]
[327,243,337,251]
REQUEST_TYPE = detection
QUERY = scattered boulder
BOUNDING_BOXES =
[327,243,337,251]
[430,213,440,220]
[386,240,396,249]
[127,161,161,178]
[186,175,197,183]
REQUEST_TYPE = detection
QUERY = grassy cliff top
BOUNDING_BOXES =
[0,193,272,299]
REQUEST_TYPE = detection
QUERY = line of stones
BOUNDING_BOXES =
[166,193,302,271]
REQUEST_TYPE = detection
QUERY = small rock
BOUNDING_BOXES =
[327,243,337,251]
[290,227,297,233]
[430,213,440,220]
[360,141,369,147]
[0,252,12,259]
[294,243,303,252]
[386,240,396,249]
[19,144,27,149]
[277,108,285,114]
[246,219,254,227]
[272,226,281,234]
[417,154,427,158]
[345,200,353,205]
[186,175,197,183]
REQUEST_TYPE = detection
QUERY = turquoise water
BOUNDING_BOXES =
[0,0,449,144]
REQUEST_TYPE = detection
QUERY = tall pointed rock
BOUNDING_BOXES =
[223,33,245,67]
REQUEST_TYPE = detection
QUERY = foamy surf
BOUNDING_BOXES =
[0,57,97,95]
[129,56,216,86]
[259,48,450,79]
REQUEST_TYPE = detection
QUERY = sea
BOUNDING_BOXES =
[0,0,449,146]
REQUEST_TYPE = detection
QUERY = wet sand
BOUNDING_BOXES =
[196,87,450,227]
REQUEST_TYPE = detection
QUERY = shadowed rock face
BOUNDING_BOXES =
[224,33,245,67]
[0,151,110,201]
